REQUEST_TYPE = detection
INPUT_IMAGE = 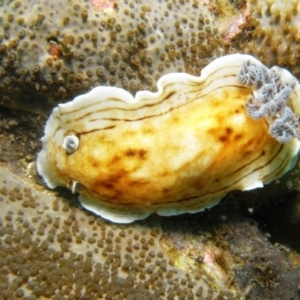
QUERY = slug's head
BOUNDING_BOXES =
[37,106,82,190]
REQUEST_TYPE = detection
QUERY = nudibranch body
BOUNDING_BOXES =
[37,54,300,223]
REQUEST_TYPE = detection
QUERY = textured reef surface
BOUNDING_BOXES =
[1,0,300,115]
[1,0,300,299]
[0,0,225,114]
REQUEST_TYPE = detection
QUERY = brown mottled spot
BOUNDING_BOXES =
[162,188,170,194]
[109,155,121,166]
[93,169,129,194]
[219,136,228,143]
[234,134,243,141]
[125,149,147,159]
[108,170,128,182]
[225,127,233,135]
[100,181,114,190]
[92,161,99,168]
[235,104,245,114]
[219,127,234,143]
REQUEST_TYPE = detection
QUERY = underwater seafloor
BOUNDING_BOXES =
[1,0,300,299]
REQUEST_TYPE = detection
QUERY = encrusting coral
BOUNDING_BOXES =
[160,213,300,299]
[0,0,226,114]
[0,166,239,299]
[1,0,300,115]
[231,0,300,76]
[2,164,300,299]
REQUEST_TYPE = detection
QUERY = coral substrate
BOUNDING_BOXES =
[0,166,239,299]
[232,0,300,76]
[161,213,300,300]
[2,165,300,299]
[1,0,300,114]
[0,0,229,114]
